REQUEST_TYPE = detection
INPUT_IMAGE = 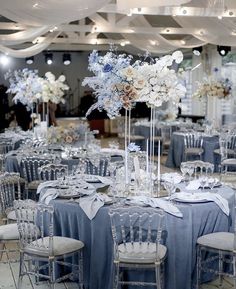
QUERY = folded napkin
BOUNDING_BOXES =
[37,180,59,195]
[186,179,201,190]
[79,193,112,220]
[161,173,183,184]
[95,176,113,185]
[100,148,125,156]
[126,196,183,218]
[40,188,59,205]
[170,192,229,216]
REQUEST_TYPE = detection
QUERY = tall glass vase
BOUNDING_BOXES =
[124,108,131,195]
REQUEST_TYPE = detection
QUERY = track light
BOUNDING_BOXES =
[63,53,71,65]
[192,46,203,56]
[217,45,231,56]
[45,53,53,65]
[25,56,34,65]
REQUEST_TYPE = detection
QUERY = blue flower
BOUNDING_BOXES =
[128,143,141,152]
[103,64,113,73]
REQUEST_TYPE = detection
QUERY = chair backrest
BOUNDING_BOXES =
[226,135,236,151]
[14,199,54,254]
[109,206,164,261]
[21,157,51,182]
[86,155,110,176]
[0,140,14,154]
[38,163,68,181]
[0,172,24,216]
[181,160,214,176]
[184,133,203,148]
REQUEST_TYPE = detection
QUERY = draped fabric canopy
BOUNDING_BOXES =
[0,0,236,57]
[0,0,110,26]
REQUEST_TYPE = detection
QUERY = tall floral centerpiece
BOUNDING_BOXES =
[5,69,69,131]
[5,68,42,121]
[193,76,231,127]
[83,49,186,195]
[39,72,69,126]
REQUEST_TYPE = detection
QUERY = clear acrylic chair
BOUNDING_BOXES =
[109,206,167,289]
[0,140,15,171]
[38,163,68,181]
[14,199,84,289]
[86,155,110,176]
[196,194,236,288]
[0,172,27,287]
[20,157,52,196]
[183,133,204,161]
[0,172,27,223]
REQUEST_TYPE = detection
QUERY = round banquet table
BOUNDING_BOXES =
[43,186,234,289]
[166,132,220,170]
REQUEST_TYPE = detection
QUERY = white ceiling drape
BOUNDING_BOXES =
[0,26,52,46]
[0,0,110,57]
[0,32,60,58]
[0,0,111,26]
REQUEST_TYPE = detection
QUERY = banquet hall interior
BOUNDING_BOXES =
[1,0,236,289]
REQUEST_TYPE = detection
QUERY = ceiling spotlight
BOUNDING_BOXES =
[192,46,203,56]
[25,56,34,65]
[0,55,9,66]
[63,53,71,65]
[217,45,231,56]
[45,53,53,65]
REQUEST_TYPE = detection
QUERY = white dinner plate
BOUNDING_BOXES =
[172,193,212,203]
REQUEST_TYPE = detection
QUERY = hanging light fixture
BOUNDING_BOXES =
[63,53,71,65]
[25,56,34,64]
[45,53,53,65]
[117,0,191,13]
[217,45,231,56]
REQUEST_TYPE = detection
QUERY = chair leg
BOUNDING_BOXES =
[218,252,223,287]
[155,265,162,289]
[0,242,4,260]
[18,252,24,289]
[49,258,56,289]
[233,255,236,289]
[113,262,119,289]
[78,250,84,289]
[196,246,201,289]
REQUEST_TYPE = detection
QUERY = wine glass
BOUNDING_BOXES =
[180,163,188,181]
[163,181,175,201]
[200,176,208,191]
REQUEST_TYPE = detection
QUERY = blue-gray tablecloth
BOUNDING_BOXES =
[45,186,234,289]
[166,133,220,170]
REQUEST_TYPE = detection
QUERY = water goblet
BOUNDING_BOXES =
[163,181,175,201]
[180,163,188,182]
[208,178,217,192]
[200,176,207,191]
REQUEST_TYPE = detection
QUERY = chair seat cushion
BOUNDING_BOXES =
[197,232,234,251]
[0,223,19,240]
[185,148,204,155]
[25,236,84,257]
[222,158,236,166]
[7,208,35,222]
[28,180,43,190]
[214,149,235,156]
[118,242,167,264]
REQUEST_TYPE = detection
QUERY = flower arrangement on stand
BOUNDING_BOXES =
[83,48,186,196]
[5,68,42,109]
[193,77,232,99]
[5,69,69,132]
[193,76,232,127]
